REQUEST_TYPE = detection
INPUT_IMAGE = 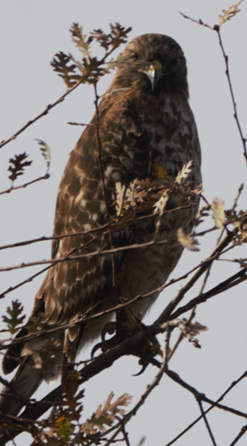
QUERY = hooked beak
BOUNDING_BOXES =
[145,60,163,92]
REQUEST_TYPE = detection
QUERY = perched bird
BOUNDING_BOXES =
[0,34,202,416]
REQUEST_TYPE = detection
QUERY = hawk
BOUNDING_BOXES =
[0,34,201,416]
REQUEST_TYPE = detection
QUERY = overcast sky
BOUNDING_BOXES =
[0,1,246,445]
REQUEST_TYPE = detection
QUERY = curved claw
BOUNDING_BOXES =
[91,342,103,358]
[132,362,149,376]
[132,340,161,376]
[101,325,109,343]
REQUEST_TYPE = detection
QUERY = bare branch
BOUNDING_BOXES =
[0,174,50,196]
[156,229,237,324]
[0,202,200,252]
[179,12,214,30]
[197,399,217,446]
[0,265,51,300]
[215,27,247,162]
[0,238,170,273]
[164,371,247,446]
[170,267,247,321]
[229,425,247,446]
[166,369,247,419]
[1,232,242,350]
[180,10,246,162]
[0,81,82,149]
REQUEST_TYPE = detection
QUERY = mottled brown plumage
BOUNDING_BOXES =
[0,34,201,416]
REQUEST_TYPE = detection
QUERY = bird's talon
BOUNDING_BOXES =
[133,361,149,376]
[91,342,104,358]
[101,322,117,342]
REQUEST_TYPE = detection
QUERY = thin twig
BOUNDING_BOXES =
[166,369,247,419]
[156,229,237,325]
[0,31,127,152]
[0,331,245,446]
[2,263,245,353]
[105,327,172,446]
[197,399,217,446]
[1,235,241,351]
[0,174,50,196]
[115,417,131,446]
[229,425,247,446]
[180,11,247,162]
[0,195,238,261]
[0,238,170,272]
[67,121,95,126]
[0,81,82,149]
[0,224,109,251]
[0,224,239,274]
[170,183,245,358]
[0,203,199,252]
[2,262,244,353]
[216,27,247,162]
[179,12,214,30]
[0,265,51,300]
[170,267,247,321]
[164,371,247,446]
[0,231,108,299]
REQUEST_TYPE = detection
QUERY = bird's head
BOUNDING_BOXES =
[112,34,189,98]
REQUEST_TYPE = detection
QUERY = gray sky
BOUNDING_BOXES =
[0,1,246,445]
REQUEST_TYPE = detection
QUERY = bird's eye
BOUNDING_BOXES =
[130,51,138,60]
[169,57,180,71]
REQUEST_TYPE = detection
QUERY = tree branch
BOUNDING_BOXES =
[197,399,217,446]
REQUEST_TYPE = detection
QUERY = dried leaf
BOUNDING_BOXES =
[218,1,243,26]
[51,51,80,87]
[91,28,111,50]
[154,191,169,214]
[55,416,73,443]
[115,183,126,216]
[126,179,147,206]
[35,139,51,172]
[183,319,208,336]
[175,160,193,184]
[177,227,200,252]
[8,153,32,183]
[91,23,132,51]
[154,191,170,236]
[2,300,25,334]
[51,23,132,88]
[211,198,225,228]
[70,23,92,62]
[81,392,132,435]
[115,180,154,216]
[108,23,132,49]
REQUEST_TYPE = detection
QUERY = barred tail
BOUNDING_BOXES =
[0,357,43,416]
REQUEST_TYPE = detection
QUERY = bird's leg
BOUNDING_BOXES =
[92,292,161,372]
[91,299,134,357]
[115,287,162,365]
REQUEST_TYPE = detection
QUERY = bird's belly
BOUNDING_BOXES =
[117,203,197,317]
